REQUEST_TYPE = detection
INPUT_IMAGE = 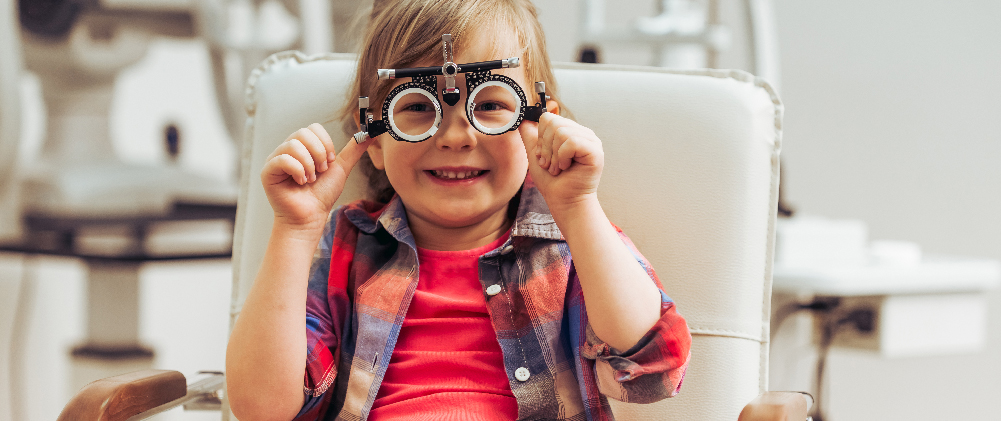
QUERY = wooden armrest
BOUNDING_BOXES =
[738,391,811,421]
[57,369,187,421]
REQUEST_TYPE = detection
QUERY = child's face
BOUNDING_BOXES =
[367,32,531,230]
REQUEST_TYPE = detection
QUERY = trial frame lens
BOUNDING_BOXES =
[466,80,523,135]
[380,77,443,143]
[387,87,441,142]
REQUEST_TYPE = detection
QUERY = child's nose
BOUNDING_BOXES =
[434,105,478,151]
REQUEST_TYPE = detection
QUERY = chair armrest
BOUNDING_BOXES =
[57,369,186,421]
[738,391,811,421]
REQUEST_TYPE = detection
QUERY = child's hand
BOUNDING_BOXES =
[261,123,372,232]
[518,113,604,214]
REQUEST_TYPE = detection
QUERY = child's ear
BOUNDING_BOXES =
[367,137,386,170]
[546,98,560,115]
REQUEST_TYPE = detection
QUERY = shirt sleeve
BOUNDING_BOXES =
[293,207,356,420]
[576,225,692,404]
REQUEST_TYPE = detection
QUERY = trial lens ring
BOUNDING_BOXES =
[387,86,442,142]
[467,80,523,135]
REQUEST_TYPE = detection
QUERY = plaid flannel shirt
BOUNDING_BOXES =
[294,180,691,421]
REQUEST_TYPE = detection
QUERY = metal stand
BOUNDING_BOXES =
[1,202,235,415]
[72,260,152,359]
[772,296,877,421]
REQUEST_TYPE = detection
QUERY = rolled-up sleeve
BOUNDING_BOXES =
[294,208,354,420]
[577,226,692,404]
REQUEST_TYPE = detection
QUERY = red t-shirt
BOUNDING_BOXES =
[368,232,518,421]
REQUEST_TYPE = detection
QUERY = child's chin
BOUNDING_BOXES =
[425,204,498,227]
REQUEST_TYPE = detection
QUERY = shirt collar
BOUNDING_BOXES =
[510,176,563,241]
[342,176,563,245]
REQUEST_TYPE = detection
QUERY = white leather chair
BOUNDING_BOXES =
[58,51,797,421]
[0,0,23,241]
[234,52,783,420]
[1,5,24,418]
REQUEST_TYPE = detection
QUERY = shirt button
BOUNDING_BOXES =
[515,367,531,382]
[486,284,502,296]
[501,245,515,255]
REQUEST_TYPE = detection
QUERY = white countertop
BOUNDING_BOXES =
[772,256,1001,296]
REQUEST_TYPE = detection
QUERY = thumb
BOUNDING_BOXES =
[518,120,539,160]
[332,135,374,175]
[313,136,373,201]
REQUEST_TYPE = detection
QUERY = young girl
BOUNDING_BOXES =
[226,1,691,420]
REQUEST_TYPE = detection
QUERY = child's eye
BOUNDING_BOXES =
[475,101,508,112]
[403,103,433,112]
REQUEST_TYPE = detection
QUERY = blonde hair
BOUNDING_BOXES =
[340,0,562,203]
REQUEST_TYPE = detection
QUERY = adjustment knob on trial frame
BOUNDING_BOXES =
[441,34,461,106]
[522,81,548,122]
[353,96,388,143]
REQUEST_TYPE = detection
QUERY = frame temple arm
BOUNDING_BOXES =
[377,58,519,80]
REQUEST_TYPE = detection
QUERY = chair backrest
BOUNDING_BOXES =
[234,52,782,420]
[0,0,23,241]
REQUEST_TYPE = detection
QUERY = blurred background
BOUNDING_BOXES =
[1,0,999,420]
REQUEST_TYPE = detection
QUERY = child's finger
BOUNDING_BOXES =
[538,114,557,170]
[307,136,374,205]
[549,125,575,176]
[280,138,317,183]
[307,123,336,168]
[288,127,328,173]
[518,121,542,170]
[556,136,592,171]
[517,120,540,157]
[262,153,307,186]
[543,116,576,175]
[327,135,374,177]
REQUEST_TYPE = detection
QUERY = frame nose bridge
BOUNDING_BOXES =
[435,72,469,108]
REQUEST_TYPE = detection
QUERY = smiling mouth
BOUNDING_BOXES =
[427,170,486,180]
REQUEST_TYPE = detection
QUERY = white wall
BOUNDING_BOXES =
[772,1,1001,419]
[537,1,1001,419]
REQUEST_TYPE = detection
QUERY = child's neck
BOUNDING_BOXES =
[406,207,512,252]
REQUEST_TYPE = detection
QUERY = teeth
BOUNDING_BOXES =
[432,170,482,179]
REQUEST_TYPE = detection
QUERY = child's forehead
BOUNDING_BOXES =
[458,29,521,63]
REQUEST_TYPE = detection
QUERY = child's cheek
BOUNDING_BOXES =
[506,134,529,165]
[509,141,531,181]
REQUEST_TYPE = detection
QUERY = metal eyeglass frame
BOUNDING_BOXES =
[353,34,548,143]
